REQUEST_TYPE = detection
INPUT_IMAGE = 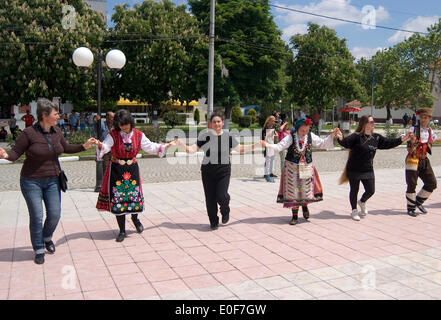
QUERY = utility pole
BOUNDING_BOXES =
[371,61,375,117]
[207,0,215,121]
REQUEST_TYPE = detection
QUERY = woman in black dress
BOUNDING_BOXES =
[337,115,411,221]
[177,113,260,230]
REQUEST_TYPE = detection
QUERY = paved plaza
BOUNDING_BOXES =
[1,153,441,299]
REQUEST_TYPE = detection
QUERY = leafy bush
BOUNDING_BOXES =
[163,111,186,127]
[177,113,187,125]
[194,108,200,125]
[247,108,257,123]
[139,125,166,143]
[384,122,399,139]
[6,130,21,148]
[239,115,252,128]
[67,132,89,145]
[232,106,242,124]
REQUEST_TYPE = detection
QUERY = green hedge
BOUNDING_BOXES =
[239,115,252,128]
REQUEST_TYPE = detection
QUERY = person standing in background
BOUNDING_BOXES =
[8,113,17,140]
[21,110,35,128]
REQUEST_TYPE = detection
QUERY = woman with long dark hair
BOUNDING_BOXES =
[96,109,176,242]
[337,115,411,221]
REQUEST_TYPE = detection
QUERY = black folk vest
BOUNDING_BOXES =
[285,129,313,164]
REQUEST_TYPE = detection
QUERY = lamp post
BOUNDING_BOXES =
[73,47,126,192]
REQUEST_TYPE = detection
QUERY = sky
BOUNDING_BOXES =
[104,0,441,60]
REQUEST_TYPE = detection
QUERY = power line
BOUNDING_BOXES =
[270,3,429,35]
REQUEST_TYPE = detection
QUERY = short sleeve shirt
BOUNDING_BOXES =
[196,130,239,166]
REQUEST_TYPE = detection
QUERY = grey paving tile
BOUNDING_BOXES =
[326,276,362,292]
[308,267,346,281]
[255,276,293,291]
[281,271,321,286]
[399,276,441,292]
[376,281,418,299]
[160,290,199,300]
[226,280,266,296]
[346,289,394,300]
[270,286,313,300]
[297,281,342,298]
[193,285,235,300]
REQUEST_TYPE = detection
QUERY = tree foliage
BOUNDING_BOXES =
[0,0,105,106]
[189,0,287,119]
[355,20,440,119]
[287,23,366,114]
[109,0,207,116]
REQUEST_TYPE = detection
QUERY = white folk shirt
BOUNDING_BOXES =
[409,126,438,143]
[266,132,335,152]
[97,130,166,160]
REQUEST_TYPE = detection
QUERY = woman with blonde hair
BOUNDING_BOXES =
[337,115,411,221]
[261,115,278,182]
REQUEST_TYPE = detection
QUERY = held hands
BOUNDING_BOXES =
[83,138,99,150]
[332,128,343,140]
[166,139,178,149]
[0,147,8,159]
[401,130,413,142]
[260,140,267,148]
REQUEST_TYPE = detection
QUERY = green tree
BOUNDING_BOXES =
[231,106,242,123]
[357,45,432,120]
[0,0,105,107]
[247,108,257,123]
[109,0,207,121]
[288,23,366,115]
[189,0,287,122]
[194,107,200,125]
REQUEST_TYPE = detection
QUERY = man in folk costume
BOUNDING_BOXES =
[406,107,441,217]
[96,110,176,242]
[262,118,340,225]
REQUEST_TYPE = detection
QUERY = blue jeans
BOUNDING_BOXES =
[20,177,61,254]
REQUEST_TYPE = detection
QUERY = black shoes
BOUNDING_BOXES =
[34,253,45,264]
[416,204,427,214]
[270,174,278,178]
[302,206,309,220]
[222,213,230,224]
[289,216,298,225]
[133,220,144,233]
[407,209,417,217]
[116,232,127,242]
[210,223,219,230]
[45,241,56,254]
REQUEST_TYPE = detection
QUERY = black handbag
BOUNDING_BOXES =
[39,126,68,192]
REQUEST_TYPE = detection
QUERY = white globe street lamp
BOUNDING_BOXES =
[72,47,94,67]
[105,49,126,69]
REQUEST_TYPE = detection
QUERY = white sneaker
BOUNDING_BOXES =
[358,200,368,216]
[351,209,361,221]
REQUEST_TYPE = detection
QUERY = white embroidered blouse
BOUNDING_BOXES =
[97,130,166,160]
[266,132,335,152]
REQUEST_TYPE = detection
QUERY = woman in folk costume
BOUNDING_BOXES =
[337,115,411,221]
[262,117,339,225]
[405,108,441,216]
[96,109,176,242]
